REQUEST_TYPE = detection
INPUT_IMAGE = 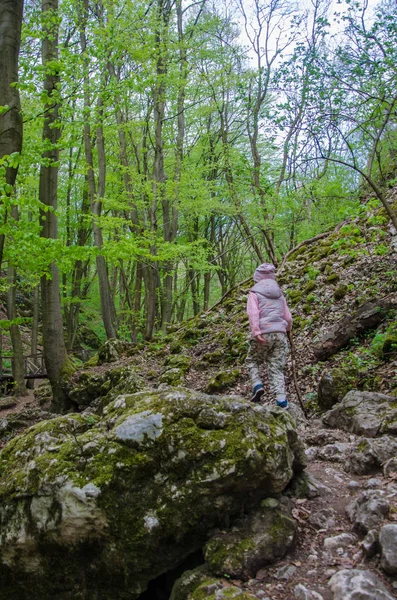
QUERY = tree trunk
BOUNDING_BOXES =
[79,0,118,340]
[39,0,73,412]
[7,254,26,395]
[0,0,24,270]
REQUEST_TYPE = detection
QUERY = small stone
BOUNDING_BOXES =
[307,554,318,563]
[365,478,382,489]
[325,569,337,578]
[306,569,317,577]
[308,507,337,530]
[347,480,360,491]
[294,583,324,600]
[324,533,357,550]
[274,565,297,580]
[361,529,379,558]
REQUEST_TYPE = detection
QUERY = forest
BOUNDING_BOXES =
[0,0,396,410]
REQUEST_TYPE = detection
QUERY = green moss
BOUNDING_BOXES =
[305,281,316,293]
[83,355,99,368]
[205,369,240,393]
[306,294,316,304]
[334,284,348,301]
[326,273,339,284]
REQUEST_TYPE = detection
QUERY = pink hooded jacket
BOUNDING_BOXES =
[247,263,292,337]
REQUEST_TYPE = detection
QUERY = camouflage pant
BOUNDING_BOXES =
[245,332,288,400]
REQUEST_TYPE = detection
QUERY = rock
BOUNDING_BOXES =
[0,397,17,410]
[205,369,240,393]
[0,389,306,599]
[294,584,324,600]
[365,478,382,489]
[204,498,297,580]
[315,442,351,462]
[380,524,397,575]
[383,457,397,477]
[274,564,297,580]
[287,472,331,499]
[170,565,257,600]
[346,490,389,534]
[313,297,397,361]
[69,364,143,410]
[323,390,397,437]
[317,368,354,411]
[328,569,395,600]
[308,508,337,530]
[361,529,379,558]
[345,436,397,474]
[347,480,360,491]
[97,338,134,365]
[323,533,358,550]
[160,355,192,385]
[34,382,52,405]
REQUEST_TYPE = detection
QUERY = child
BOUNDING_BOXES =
[246,263,292,408]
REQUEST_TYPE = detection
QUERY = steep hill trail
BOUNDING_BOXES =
[1,194,397,599]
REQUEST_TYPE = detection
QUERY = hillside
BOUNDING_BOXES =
[1,193,397,600]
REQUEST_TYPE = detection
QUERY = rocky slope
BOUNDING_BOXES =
[1,192,397,600]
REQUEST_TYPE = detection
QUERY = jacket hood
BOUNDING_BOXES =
[251,279,282,300]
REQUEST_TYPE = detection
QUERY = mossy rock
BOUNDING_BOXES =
[318,368,357,411]
[0,388,306,599]
[170,341,183,354]
[0,397,17,410]
[205,369,240,393]
[379,324,397,360]
[180,327,203,344]
[33,382,53,406]
[165,355,192,371]
[288,290,303,300]
[170,566,257,600]
[305,281,316,293]
[160,367,184,386]
[97,339,135,365]
[83,354,99,368]
[343,256,355,267]
[204,499,296,580]
[334,284,348,301]
[325,273,339,284]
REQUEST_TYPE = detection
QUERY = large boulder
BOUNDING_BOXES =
[322,390,397,437]
[0,388,306,600]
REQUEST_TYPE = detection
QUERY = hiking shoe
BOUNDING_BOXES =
[276,398,289,409]
[251,384,264,403]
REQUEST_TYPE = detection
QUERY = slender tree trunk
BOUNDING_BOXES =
[26,284,39,390]
[79,0,118,340]
[39,0,73,412]
[7,244,26,395]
